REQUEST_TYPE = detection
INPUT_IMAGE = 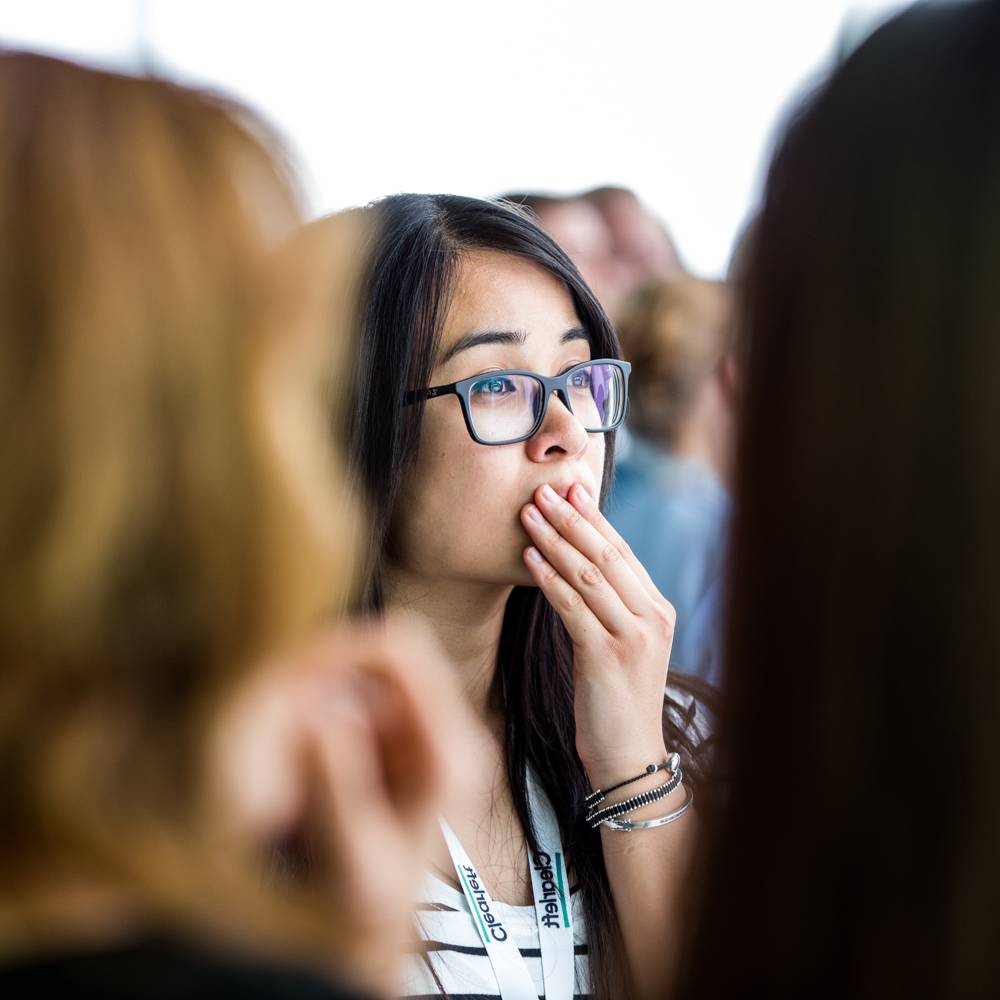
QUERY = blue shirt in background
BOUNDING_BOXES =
[608,430,729,686]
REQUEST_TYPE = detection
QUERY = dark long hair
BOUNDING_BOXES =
[342,193,709,998]
[678,2,1000,997]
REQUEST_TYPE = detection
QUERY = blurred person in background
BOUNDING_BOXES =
[584,186,684,320]
[503,188,683,323]
[501,193,624,316]
[607,277,736,684]
[675,1,1000,995]
[324,192,714,1000]
[0,51,461,999]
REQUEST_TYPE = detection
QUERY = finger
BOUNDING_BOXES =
[302,674,397,876]
[565,482,666,602]
[521,500,637,635]
[522,543,609,647]
[535,483,658,615]
[207,665,308,845]
[307,622,454,836]
[378,616,479,823]
[357,647,445,832]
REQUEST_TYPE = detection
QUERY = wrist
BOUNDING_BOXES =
[580,740,669,791]
[583,748,691,839]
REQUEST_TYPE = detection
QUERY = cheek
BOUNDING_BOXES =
[396,450,530,584]
[394,414,524,573]
[398,459,527,579]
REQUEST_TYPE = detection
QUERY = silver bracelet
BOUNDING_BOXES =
[599,783,694,832]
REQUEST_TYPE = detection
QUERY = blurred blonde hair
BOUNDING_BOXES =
[616,276,733,444]
[0,51,360,954]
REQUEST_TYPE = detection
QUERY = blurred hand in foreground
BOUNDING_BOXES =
[211,614,472,996]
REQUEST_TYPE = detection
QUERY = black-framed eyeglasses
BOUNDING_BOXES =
[403,359,631,446]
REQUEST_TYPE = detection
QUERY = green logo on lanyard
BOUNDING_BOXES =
[459,864,509,944]
[531,850,570,929]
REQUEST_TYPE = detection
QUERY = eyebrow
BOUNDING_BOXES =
[438,326,590,367]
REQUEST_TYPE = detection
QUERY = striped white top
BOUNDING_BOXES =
[398,870,590,999]
[396,684,712,998]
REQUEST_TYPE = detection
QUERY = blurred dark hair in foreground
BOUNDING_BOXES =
[677,1,1000,996]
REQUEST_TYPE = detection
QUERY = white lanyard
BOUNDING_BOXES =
[439,771,575,1000]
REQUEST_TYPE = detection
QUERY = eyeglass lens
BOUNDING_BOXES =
[467,363,624,443]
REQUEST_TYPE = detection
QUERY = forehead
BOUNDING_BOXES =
[442,249,582,348]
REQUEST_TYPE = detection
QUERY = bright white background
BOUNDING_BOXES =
[1,0,910,276]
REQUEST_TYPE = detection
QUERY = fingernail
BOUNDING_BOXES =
[525,546,543,563]
[574,484,593,505]
[525,504,543,523]
[540,484,557,503]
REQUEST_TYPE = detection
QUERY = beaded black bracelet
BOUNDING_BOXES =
[601,783,694,832]
[584,751,680,810]
[586,763,683,829]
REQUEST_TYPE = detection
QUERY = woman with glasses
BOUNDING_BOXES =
[317,194,712,1000]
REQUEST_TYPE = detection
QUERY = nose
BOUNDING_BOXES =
[525,389,589,463]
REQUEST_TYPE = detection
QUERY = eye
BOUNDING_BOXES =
[568,368,593,389]
[471,375,518,398]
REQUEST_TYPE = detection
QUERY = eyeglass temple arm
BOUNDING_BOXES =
[402,383,456,405]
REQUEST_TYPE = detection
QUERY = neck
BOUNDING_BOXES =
[383,566,513,721]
